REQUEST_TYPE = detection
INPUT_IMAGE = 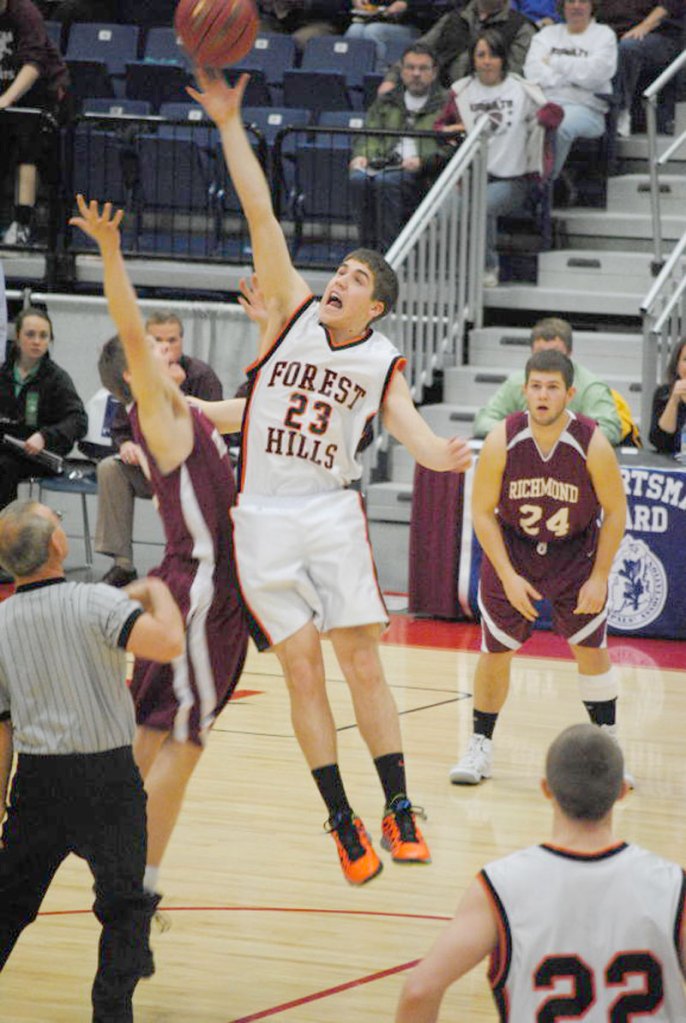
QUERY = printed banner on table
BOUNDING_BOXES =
[607,465,686,639]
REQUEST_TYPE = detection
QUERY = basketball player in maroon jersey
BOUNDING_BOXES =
[450,349,628,786]
[70,196,249,903]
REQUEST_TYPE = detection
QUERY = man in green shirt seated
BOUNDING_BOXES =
[472,317,623,446]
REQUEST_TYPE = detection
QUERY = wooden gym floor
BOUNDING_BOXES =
[2,617,685,1022]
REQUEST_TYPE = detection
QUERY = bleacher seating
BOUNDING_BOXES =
[66,59,115,105]
[143,26,188,66]
[301,37,377,94]
[235,33,297,102]
[82,98,152,117]
[283,70,351,116]
[66,23,139,81]
[125,61,192,111]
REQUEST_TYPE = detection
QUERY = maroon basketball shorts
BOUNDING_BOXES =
[479,534,608,654]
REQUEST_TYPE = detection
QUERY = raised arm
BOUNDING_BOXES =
[187,70,310,343]
[395,878,498,1023]
[472,423,542,620]
[69,197,192,473]
[575,428,626,614]
[124,577,185,663]
[382,371,472,473]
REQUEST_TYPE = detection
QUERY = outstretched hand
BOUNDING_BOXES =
[444,436,473,474]
[69,194,123,251]
[186,68,249,128]
[237,273,268,328]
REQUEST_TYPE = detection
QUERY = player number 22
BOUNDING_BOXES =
[534,951,663,1021]
[519,504,570,538]
[284,393,333,436]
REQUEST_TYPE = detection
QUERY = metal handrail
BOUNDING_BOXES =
[643,48,686,265]
[639,224,686,429]
[360,117,491,479]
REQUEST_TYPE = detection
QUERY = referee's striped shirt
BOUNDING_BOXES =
[0,578,144,754]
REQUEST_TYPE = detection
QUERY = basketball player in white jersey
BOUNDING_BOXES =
[396,723,686,1022]
[188,68,473,885]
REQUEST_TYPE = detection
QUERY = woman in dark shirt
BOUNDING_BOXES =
[0,306,87,510]
[648,337,686,454]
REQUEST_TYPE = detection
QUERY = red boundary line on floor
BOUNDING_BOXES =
[229,959,419,1022]
[38,905,451,921]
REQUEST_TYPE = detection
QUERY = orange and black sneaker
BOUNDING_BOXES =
[325,811,383,886]
[381,799,431,863]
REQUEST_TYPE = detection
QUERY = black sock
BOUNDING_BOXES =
[15,204,32,227]
[474,709,498,740]
[373,752,407,809]
[312,763,352,820]
[583,698,617,727]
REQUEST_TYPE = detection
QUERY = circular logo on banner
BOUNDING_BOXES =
[608,534,668,631]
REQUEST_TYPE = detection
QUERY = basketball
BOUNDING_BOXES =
[174,0,259,68]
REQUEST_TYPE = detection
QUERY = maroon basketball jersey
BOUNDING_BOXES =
[497,411,600,547]
[130,405,240,613]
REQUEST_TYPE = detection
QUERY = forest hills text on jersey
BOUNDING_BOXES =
[266,360,368,410]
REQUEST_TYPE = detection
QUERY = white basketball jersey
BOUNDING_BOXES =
[481,843,686,1021]
[237,297,405,496]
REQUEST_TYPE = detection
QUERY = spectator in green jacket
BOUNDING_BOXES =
[473,316,623,445]
[349,42,449,251]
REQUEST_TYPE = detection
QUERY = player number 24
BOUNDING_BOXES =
[534,951,663,1021]
[519,504,570,538]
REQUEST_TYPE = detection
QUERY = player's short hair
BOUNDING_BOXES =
[546,723,624,821]
[99,335,133,404]
[144,310,184,336]
[525,349,574,389]
[14,305,54,342]
[530,317,573,352]
[0,500,56,577]
[344,248,399,320]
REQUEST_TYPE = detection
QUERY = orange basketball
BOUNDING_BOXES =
[174,0,259,68]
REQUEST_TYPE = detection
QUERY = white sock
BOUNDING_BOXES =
[143,865,160,894]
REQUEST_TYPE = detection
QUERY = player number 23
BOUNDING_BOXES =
[284,393,333,436]
[519,504,570,538]
[534,951,663,1021]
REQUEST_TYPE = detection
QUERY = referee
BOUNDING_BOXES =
[0,499,184,1023]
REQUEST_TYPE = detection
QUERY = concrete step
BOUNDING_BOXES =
[468,325,642,377]
[366,480,412,592]
[536,248,657,294]
[484,283,644,318]
[606,174,686,215]
[419,403,479,438]
[443,366,643,417]
[553,208,686,245]
[616,133,686,167]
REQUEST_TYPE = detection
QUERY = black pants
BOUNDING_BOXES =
[0,747,155,1023]
[0,450,60,511]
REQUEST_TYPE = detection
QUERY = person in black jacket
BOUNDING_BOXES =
[0,306,87,512]
[648,337,686,455]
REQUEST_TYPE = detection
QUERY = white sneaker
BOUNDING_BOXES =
[482,268,499,288]
[600,723,635,789]
[2,221,31,246]
[449,734,493,785]
[616,109,631,139]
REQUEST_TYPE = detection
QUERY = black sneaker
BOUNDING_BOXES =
[101,565,138,588]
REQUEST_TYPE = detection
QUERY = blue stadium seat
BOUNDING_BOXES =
[236,33,296,97]
[66,60,115,105]
[158,102,217,148]
[125,61,193,112]
[83,98,152,117]
[291,142,357,264]
[283,70,351,116]
[362,72,384,109]
[301,37,376,91]
[224,68,272,108]
[66,23,139,77]
[138,135,214,210]
[242,106,310,150]
[317,109,366,147]
[70,125,130,206]
[143,26,188,66]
